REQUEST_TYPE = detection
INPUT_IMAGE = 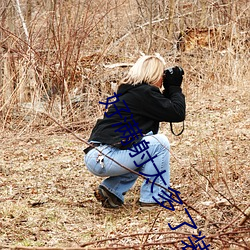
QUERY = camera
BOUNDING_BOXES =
[163,66,184,77]
[163,66,184,88]
[164,67,175,75]
[163,67,176,84]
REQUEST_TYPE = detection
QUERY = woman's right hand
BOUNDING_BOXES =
[163,66,184,89]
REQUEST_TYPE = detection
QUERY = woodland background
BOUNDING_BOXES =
[0,0,249,249]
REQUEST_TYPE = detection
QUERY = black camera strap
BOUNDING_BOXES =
[170,121,185,136]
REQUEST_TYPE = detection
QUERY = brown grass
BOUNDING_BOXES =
[0,0,249,249]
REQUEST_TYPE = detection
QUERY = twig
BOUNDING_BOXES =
[81,229,250,248]
[217,238,250,250]
[2,229,248,249]
[219,206,250,232]
[80,231,193,248]
[141,210,161,249]
[190,163,248,217]
[13,0,30,45]
[203,139,238,206]
[0,247,84,250]
[239,207,250,226]
[103,63,134,68]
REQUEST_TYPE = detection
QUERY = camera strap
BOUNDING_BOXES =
[170,121,185,136]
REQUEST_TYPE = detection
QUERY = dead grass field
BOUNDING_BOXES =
[0,66,249,249]
[0,0,250,249]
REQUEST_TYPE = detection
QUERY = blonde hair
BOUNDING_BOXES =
[122,54,165,85]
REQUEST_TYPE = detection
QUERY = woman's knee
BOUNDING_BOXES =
[147,134,170,149]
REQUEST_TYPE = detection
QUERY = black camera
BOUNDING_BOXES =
[164,67,175,75]
[163,66,184,88]
[163,66,184,77]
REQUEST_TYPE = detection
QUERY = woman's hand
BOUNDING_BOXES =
[163,66,184,89]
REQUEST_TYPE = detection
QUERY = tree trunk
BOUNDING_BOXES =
[168,0,175,42]
[0,0,15,113]
[147,0,153,54]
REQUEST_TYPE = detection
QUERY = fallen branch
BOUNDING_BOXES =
[239,207,250,226]
[103,63,134,68]
[1,228,249,250]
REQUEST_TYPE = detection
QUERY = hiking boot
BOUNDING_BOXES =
[94,186,123,208]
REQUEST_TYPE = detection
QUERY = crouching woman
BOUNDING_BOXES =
[84,54,185,209]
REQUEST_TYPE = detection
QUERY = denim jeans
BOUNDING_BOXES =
[84,133,170,203]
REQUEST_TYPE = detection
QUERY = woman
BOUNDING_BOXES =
[84,54,185,209]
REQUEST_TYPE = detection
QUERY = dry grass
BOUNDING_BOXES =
[0,0,249,249]
[0,65,249,249]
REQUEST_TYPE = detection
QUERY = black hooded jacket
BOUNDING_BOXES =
[88,83,185,145]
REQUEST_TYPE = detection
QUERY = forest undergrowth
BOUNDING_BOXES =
[0,0,249,249]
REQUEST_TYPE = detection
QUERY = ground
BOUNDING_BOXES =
[0,80,249,249]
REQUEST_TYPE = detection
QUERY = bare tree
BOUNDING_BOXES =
[13,0,38,104]
[0,0,15,117]
[147,0,153,53]
[168,0,175,42]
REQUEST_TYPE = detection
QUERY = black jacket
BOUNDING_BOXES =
[88,83,185,145]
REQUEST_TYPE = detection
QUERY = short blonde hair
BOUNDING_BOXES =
[122,54,165,85]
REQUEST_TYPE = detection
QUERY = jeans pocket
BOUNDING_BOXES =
[84,145,112,177]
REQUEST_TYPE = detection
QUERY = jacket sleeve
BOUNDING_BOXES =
[142,86,186,122]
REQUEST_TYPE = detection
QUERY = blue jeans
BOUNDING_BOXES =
[84,134,170,203]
